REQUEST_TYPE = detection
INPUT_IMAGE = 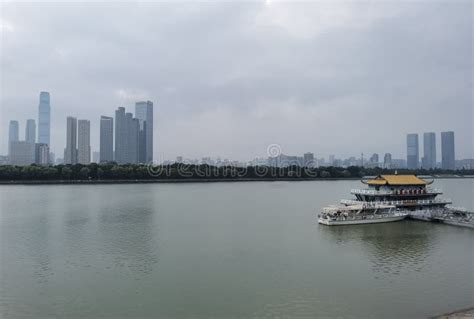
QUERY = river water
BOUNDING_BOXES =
[0,178,473,318]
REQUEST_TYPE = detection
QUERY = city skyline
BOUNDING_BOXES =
[1,2,472,161]
[3,100,469,166]
[3,92,470,163]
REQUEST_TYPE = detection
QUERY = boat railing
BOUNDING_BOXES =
[341,198,452,206]
[350,188,443,196]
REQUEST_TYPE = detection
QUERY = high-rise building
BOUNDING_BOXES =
[328,154,335,166]
[126,113,139,164]
[25,119,36,144]
[135,101,153,163]
[138,121,147,163]
[303,152,315,166]
[38,92,51,145]
[49,152,55,165]
[77,120,91,165]
[10,141,35,165]
[100,116,114,163]
[115,108,140,164]
[441,131,455,170]
[384,153,392,168]
[406,133,419,169]
[64,117,78,165]
[422,132,436,169]
[35,143,50,165]
[115,107,127,164]
[370,153,379,165]
[8,120,19,156]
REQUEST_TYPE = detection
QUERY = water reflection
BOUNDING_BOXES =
[29,213,54,284]
[96,187,159,279]
[320,221,437,277]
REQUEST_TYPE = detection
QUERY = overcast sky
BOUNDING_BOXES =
[1,0,472,162]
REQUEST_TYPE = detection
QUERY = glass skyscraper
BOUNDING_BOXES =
[114,107,139,164]
[8,120,19,156]
[422,132,436,169]
[441,131,455,170]
[77,119,91,164]
[64,116,78,165]
[100,116,114,163]
[406,133,419,169]
[25,119,36,144]
[135,101,153,163]
[38,92,51,145]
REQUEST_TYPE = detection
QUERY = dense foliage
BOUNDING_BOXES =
[0,163,472,182]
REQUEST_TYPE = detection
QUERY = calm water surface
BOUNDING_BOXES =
[1,179,473,318]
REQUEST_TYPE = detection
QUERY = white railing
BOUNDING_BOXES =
[341,198,452,206]
[350,188,443,196]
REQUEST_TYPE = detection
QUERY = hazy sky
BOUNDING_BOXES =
[1,1,472,162]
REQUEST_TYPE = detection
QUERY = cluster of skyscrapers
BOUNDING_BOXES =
[63,101,153,165]
[7,92,51,166]
[64,117,91,165]
[99,101,153,164]
[406,131,455,170]
[6,92,154,166]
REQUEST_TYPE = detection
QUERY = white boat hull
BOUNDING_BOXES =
[318,215,407,226]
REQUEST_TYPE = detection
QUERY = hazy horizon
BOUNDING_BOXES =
[1,1,473,161]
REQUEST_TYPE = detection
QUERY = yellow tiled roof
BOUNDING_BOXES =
[367,175,427,186]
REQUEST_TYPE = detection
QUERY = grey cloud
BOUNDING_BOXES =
[1,1,472,161]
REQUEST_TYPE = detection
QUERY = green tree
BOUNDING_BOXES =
[61,167,73,179]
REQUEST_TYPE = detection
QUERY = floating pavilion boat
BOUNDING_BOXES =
[341,174,452,210]
[320,174,474,228]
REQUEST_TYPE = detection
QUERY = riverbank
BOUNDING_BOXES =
[0,175,472,185]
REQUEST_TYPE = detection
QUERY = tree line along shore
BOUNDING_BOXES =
[0,163,472,183]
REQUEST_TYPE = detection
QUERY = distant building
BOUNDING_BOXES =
[100,116,114,163]
[456,159,474,170]
[135,101,154,163]
[268,154,303,167]
[38,92,51,145]
[115,107,140,164]
[115,107,127,164]
[77,119,91,164]
[441,131,455,170]
[35,143,50,165]
[303,152,315,166]
[92,151,100,163]
[10,141,35,166]
[328,155,335,166]
[25,119,36,144]
[127,113,140,164]
[422,132,436,169]
[383,153,392,169]
[64,116,78,165]
[176,156,183,163]
[392,159,407,169]
[8,120,19,157]
[49,152,55,165]
[0,155,8,165]
[406,133,419,169]
[370,153,379,166]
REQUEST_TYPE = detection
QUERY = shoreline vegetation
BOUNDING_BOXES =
[0,163,473,185]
